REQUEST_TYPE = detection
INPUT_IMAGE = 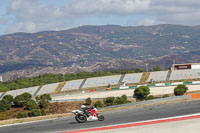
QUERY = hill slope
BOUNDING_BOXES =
[1,24,200,81]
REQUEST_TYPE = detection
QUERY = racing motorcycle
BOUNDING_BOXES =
[72,105,104,123]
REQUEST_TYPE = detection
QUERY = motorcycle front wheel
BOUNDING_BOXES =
[75,114,87,123]
[98,115,104,121]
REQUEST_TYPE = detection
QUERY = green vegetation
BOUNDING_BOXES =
[145,95,155,100]
[16,112,28,119]
[13,93,32,107]
[0,93,51,120]
[84,97,92,105]
[103,97,115,106]
[26,99,39,110]
[94,101,104,108]
[150,66,162,72]
[163,94,169,98]
[133,86,150,100]
[174,84,188,96]
[36,94,51,109]
[102,95,130,107]
[28,109,41,117]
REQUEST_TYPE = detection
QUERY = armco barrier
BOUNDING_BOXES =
[129,86,137,89]
[111,87,120,90]
[147,84,156,87]
[165,83,172,86]
[183,82,193,85]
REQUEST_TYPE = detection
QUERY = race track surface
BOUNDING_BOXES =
[1,100,200,133]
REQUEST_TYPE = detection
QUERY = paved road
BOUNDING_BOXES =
[1,100,200,133]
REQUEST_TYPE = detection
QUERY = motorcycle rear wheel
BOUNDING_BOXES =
[75,114,87,123]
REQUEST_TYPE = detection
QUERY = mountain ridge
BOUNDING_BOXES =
[1,24,200,81]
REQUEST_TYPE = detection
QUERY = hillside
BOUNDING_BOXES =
[1,24,200,81]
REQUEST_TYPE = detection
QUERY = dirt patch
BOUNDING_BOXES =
[47,101,84,114]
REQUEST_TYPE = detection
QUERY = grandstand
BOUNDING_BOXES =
[169,69,200,81]
[36,83,60,95]
[147,71,169,82]
[122,73,142,84]
[4,86,40,98]
[82,75,121,89]
[1,69,200,99]
[61,79,84,92]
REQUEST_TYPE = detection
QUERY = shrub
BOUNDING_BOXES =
[85,97,92,105]
[13,95,27,107]
[26,99,39,110]
[115,97,125,105]
[174,84,188,96]
[104,97,115,106]
[41,108,46,116]
[121,95,128,101]
[28,109,41,117]
[0,102,7,112]
[13,93,32,107]
[163,94,169,98]
[1,99,11,110]
[146,95,154,100]
[134,86,150,100]
[2,95,13,104]
[16,112,28,118]
[22,92,32,101]
[94,101,104,108]
[36,94,52,109]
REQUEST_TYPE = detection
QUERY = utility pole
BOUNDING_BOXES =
[62,73,65,82]
[145,63,149,72]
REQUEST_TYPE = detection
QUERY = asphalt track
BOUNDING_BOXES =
[1,100,200,133]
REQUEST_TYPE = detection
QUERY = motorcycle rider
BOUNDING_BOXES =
[80,104,97,119]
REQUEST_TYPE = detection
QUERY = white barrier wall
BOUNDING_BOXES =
[83,75,121,88]
[170,69,200,81]
[61,79,84,91]
[4,86,39,97]
[37,83,59,95]
[147,71,168,82]
[122,73,142,84]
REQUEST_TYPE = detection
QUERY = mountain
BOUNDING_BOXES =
[1,24,200,81]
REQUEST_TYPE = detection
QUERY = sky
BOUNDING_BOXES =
[0,0,200,35]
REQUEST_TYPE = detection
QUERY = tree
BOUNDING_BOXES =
[174,84,188,96]
[133,86,150,100]
[36,94,51,109]
[153,66,162,71]
[0,99,11,110]
[2,95,13,104]
[13,93,32,107]
[0,102,7,112]
[26,99,39,110]
[85,97,92,105]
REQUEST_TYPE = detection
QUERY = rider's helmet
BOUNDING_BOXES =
[81,105,86,108]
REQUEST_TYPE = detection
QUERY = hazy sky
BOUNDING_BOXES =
[0,0,200,35]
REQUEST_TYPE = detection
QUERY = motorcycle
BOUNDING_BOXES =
[72,107,104,123]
